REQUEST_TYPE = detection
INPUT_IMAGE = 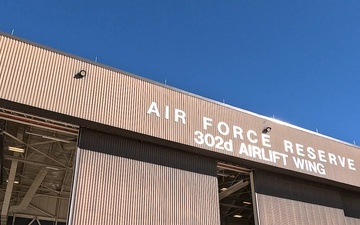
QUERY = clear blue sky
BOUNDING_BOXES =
[1,0,360,145]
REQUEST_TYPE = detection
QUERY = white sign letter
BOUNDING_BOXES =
[217,122,230,135]
[284,140,294,153]
[174,108,186,124]
[203,117,213,130]
[147,102,160,117]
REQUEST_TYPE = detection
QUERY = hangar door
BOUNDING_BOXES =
[69,128,220,225]
[253,170,360,225]
[0,108,78,225]
[217,163,255,225]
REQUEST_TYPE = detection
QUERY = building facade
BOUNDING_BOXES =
[0,33,359,225]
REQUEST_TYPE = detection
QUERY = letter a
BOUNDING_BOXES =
[147,102,160,117]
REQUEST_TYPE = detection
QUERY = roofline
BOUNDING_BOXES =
[1,31,358,150]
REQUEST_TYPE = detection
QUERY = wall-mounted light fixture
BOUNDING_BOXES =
[262,127,271,134]
[74,70,87,79]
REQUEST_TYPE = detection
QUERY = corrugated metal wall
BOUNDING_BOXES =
[2,33,360,225]
[256,194,348,225]
[1,34,360,188]
[253,170,360,225]
[68,129,220,225]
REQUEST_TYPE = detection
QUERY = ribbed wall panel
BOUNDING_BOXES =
[256,194,346,225]
[345,217,360,225]
[1,34,360,188]
[77,128,217,176]
[69,149,220,225]
[253,170,360,224]
[256,193,360,225]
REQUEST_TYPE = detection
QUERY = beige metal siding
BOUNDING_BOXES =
[1,34,360,187]
[77,128,218,176]
[69,149,220,225]
[253,170,360,224]
[256,194,346,225]
[345,217,360,225]
[256,194,360,225]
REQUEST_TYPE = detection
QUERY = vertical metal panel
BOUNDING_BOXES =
[69,149,220,225]
[253,170,360,225]
[342,192,360,219]
[77,128,217,176]
[345,217,360,225]
[256,194,346,225]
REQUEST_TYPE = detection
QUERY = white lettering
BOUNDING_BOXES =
[194,131,204,145]
[328,153,337,165]
[295,143,305,157]
[239,143,249,156]
[204,133,215,147]
[147,102,160,117]
[261,148,271,162]
[338,156,346,168]
[217,122,230,135]
[293,157,305,170]
[318,150,327,162]
[238,144,287,166]
[223,140,233,152]
[247,130,258,144]
[261,134,271,148]
[203,117,212,130]
[165,105,170,119]
[174,109,186,124]
[292,157,326,175]
[194,131,233,152]
[278,152,288,166]
[251,145,262,159]
[233,126,244,140]
[348,159,356,170]
[307,147,316,160]
[284,140,293,153]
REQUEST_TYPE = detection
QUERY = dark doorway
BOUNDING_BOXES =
[217,162,255,225]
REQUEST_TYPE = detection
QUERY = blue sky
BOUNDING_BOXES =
[1,0,360,145]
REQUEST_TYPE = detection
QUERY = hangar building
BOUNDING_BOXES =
[0,33,359,225]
